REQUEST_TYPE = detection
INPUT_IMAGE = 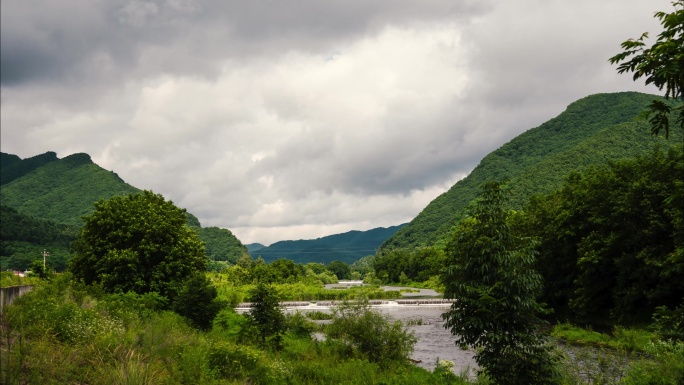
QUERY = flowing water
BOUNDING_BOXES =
[375,304,477,374]
[280,302,477,374]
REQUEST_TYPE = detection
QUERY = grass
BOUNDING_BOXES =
[1,274,460,385]
[552,322,655,352]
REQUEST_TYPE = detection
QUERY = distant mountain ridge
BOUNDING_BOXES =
[252,224,407,264]
[382,92,684,250]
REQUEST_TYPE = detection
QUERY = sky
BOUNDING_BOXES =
[1,0,667,245]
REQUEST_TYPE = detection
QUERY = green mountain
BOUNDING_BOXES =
[0,151,57,185]
[253,224,407,265]
[1,152,141,226]
[0,151,247,270]
[382,92,684,250]
[246,243,267,253]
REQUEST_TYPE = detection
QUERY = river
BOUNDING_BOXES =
[290,282,478,375]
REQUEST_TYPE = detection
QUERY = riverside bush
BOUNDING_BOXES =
[622,340,684,385]
[326,300,417,365]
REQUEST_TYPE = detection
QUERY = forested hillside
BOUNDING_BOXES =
[253,224,406,264]
[382,92,683,250]
[0,151,248,270]
[1,152,141,226]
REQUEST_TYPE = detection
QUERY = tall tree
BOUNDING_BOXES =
[246,282,285,349]
[69,191,206,300]
[442,182,559,385]
[609,0,684,138]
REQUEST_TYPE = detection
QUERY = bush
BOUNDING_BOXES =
[208,343,262,380]
[172,273,225,330]
[326,300,416,365]
[623,340,684,385]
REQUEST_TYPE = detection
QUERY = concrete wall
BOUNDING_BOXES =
[0,285,33,314]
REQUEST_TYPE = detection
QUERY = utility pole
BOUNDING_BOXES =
[42,249,49,270]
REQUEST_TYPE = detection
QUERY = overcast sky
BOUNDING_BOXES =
[1,0,666,245]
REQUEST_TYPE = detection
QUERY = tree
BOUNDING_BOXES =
[173,273,225,330]
[609,1,684,138]
[69,191,207,300]
[441,182,559,385]
[27,259,50,279]
[326,260,351,280]
[246,282,285,348]
[518,146,684,324]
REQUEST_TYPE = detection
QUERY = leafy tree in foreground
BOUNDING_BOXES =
[442,182,560,385]
[246,282,285,349]
[69,191,207,300]
[609,0,684,138]
[173,273,225,330]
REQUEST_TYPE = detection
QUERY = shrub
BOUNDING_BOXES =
[172,273,225,330]
[326,300,416,365]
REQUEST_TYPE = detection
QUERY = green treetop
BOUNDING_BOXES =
[69,190,207,300]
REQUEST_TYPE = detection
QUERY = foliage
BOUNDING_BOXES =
[551,323,656,352]
[0,205,78,272]
[69,191,207,300]
[350,255,375,276]
[0,205,78,247]
[326,260,351,279]
[374,246,445,284]
[1,151,57,185]
[27,259,51,279]
[651,303,684,341]
[194,226,247,264]
[609,1,684,138]
[383,92,683,251]
[622,340,684,385]
[0,152,141,227]
[518,146,684,324]
[246,282,286,348]
[442,182,560,385]
[172,273,225,330]
[0,270,41,286]
[326,300,417,366]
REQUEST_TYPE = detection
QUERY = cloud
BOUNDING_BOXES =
[0,0,667,244]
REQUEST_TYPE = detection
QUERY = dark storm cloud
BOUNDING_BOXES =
[1,0,489,87]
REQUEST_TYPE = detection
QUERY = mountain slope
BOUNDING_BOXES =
[382,92,683,250]
[0,151,247,267]
[1,153,141,227]
[253,224,407,264]
[1,151,59,185]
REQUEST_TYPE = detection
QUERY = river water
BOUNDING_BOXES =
[375,304,477,375]
[285,282,478,375]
